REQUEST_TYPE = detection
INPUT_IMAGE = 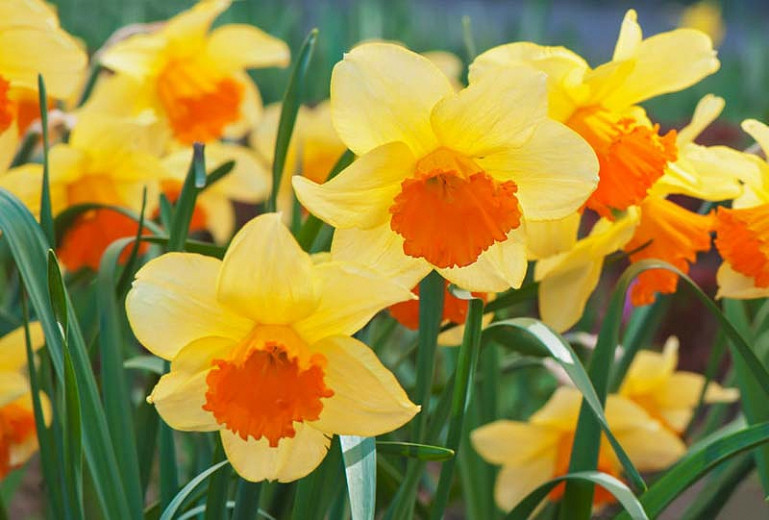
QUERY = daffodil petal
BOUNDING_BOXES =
[716,262,769,300]
[494,459,556,513]
[479,119,598,221]
[677,94,724,146]
[0,163,43,216]
[439,233,528,292]
[655,145,746,201]
[603,28,719,108]
[471,420,560,467]
[0,372,30,407]
[612,9,643,60]
[331,42,452,156]
[99,33,166,78]
[330,224,431,290]
[164,0,229,42]
[0,323,45,373]
[525,213,580,261]
[309,335,419,436]
[621,337,679,396]
[743,119,769,158]
[206,24,290,70]
[431,68,547,156]
[126,253,252,360]
[530,386,582,429]
[221,424,330,483]
[537,258,602,333]
[218,213,320,324]
[293,142,414,229]
[294,262,414,345]
[0,125,17,173]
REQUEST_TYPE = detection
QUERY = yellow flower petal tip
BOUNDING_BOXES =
[126,213,417,482]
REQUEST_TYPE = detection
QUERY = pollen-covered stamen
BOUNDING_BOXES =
[715,203,769,287]
[0,402,37,479]
[624,197,713,306]
[389,148,522,269]
[567,107,678,217]
[157,60,243,144]
[203,341,333,448]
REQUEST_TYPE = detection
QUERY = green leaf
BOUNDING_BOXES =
[46,251,68,338]
[484,317,645,492]
[232,480,263,520]
[204,440,232,520]
[375,442,454,462]
[563,259,769,516]
[54,202,164,244]
[616,422,769,519]
[168,144,206,252]
[341,435,376,520]
[0,189,136,519]
[200,160,235,192]
[504,471,648,520]
[97,237,145,514]
[680,453,754,520]
[268,28,319,212]
[124,355,165,375]
[430,295,484,519]
[159,460,230,520]
[37,75,54,247]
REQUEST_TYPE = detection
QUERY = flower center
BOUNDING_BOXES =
[567,107,678,217]
[624,197,713,306]
[0,402,37,479]
[551,433,619,506]
[203,334,334,448]
[156,59,243,144]
[715,203,769,287]
[389,148,521,269]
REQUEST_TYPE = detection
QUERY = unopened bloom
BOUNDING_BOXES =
[620,337,738,434]
[294,42,598,292]
[472,386,684,512]
[98,0,289,146]
[0,323,49,479]
[126,213,418,482]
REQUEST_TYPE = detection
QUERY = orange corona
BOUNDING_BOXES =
[715,204,769,287]
[389,148,521,269]
[0,402,37,478]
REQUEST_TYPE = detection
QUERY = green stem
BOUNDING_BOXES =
[232,480,262,520]
[204,439,232,520]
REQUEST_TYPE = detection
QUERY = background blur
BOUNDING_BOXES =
[40,1,769,517]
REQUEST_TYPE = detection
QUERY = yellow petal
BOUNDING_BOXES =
[471,420,559,467]
[621,336,679,397]
[294,262,415,345]
[655,145,746,201]
[525,213,580,261]
[206,24,290,70]
[99,33,167,78]
[495,459,556,513]
[149,336,235,432]
[677,94,724,146]
[0,323,45,373]
[437,312,494,347]
[742,119,769,158]
[223,71,264,139]
[196,194,235,244]
[330,223,432,290]
[479,119,598,220]
[537,258,602,333]
[469,42,589,121]
[716,262,769,300]
[8,392,50,467]
[217,213,320,324]
[603,27,719,108]
[422,50,463,87]
[612,9,643,61]
[164,0,229,43]
[293,142,414,229]
[530,386,582,430]
[309,335,418,436]
[0,372,30,407]
[0,163,43,216]
[0,26,86,97]
[330,42,452,156]
[0,125,17,173]
[126,252,252,360]
[431,69,548,156]
[221,424,330,483]
[438,233,528,292]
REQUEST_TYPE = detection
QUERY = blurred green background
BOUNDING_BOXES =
[49,0,769,136]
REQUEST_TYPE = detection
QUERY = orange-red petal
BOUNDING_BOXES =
[389,279,487,329]
[715,203,769,288]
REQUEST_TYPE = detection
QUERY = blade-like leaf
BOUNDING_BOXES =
[168,144,206,252]
[159,460,229,520]
[37,75,54,247]
[341,435,376,520]
[375,442,454,462]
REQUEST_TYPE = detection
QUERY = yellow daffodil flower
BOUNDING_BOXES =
[98,0,289,146]
[162,143,271,243]
[126,213,419,482]
[0,0,87,170]
[714,119,769,299]
[0,323,50,479]
[0,113,167,271]
[294,42,598,293]
[680,1,725,47]
[620,337,738,434]
[535,208,640,332]
[472,386,685,512]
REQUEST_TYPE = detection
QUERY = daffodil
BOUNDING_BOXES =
[472,386,685,512]
[620,337,738,434]
[126,213,419,482]
[162,143,271,243]
[714,119,769,299]
[0,0,86,170]
[0,323,49,479]
[294,42,598,293]
[471,9,718,217]
[97,0,289,146]
[0,113,167,271]
[679,1,725,47]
